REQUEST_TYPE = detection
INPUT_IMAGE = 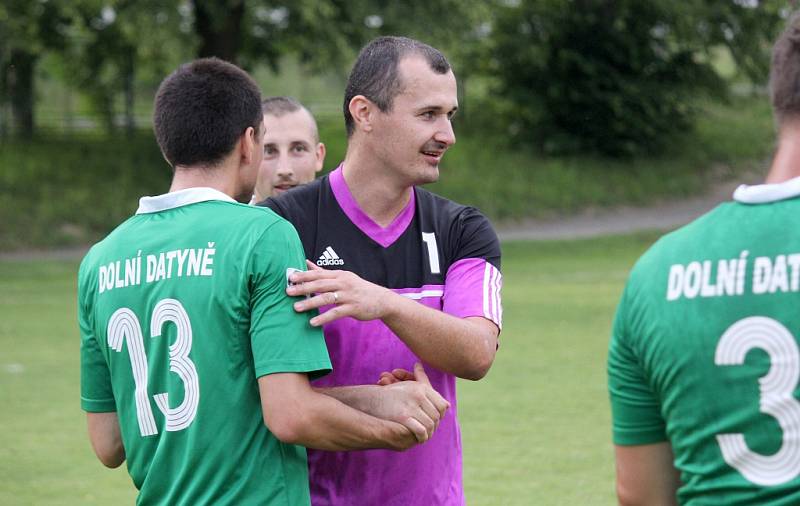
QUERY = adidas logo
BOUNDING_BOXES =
[316,246,344,266]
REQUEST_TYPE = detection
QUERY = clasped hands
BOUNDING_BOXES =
[370,362,450,446]
[286,263,449,446]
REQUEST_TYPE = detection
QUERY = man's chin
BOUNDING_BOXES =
[415,165,440,185]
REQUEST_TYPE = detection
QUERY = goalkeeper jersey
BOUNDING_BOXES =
[79,187,331,505]
[262,165,502,506]
[609,177,800,505]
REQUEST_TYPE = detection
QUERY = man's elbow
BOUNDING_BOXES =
[459,349,496,381]
[616,485,636,506]
[87,413,125,468]
[617,490,645,506]
[263,411,308,445]
[616,483,662,506]
[94,444,125,468]
[456,320,498,380]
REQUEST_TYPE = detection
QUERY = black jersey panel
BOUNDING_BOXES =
[414,188,502,271]
[260,179,323,258]
[263,177,500,290]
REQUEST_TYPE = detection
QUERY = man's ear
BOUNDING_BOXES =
[240,126,257,166]
[315,142,326,173]
[348,95,375,134]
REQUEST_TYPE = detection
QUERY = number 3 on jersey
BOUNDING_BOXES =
[107,298,199,437]
[715,316,800,486]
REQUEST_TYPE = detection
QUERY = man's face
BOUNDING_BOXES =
[368,56,458,186]
[255,109,325,199]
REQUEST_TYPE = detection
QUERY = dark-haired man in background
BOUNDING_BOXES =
[262,36,502,505]
[78,57,448,505]
[252,96,326,202]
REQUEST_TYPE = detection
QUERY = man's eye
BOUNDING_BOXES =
[422,111,435,119]
[292,145,308,153]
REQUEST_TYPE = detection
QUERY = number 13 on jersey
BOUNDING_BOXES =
[107,298,199,437]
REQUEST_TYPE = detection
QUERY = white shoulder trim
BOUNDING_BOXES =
[136,187,236,214]
[733,176,800,204]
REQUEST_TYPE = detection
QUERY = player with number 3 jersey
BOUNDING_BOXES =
[608,14,800,506]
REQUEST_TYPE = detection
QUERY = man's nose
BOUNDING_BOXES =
[275,155,293,176]
[435,117,456,147]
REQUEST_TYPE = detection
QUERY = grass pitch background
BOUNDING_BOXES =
[0,233,659,504]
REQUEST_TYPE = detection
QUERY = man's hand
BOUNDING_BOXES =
[369,363,450,441]
[286,260,393,326]
[386,421,427,451]
[378,368,415,386]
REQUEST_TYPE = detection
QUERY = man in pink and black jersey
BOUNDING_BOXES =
[261,36,502,505]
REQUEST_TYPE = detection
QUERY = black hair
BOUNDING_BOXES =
[343,36,451,137]
[153,57,262,167]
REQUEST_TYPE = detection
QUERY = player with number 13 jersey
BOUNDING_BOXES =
[79,193,331,504]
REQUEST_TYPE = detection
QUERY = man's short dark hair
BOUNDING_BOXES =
[153,57,262,168]
[771,12,800,125]
[343,36,451,137]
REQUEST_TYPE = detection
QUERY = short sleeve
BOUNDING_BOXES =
[78,258,117,412]
[608,284,668,445]
[249,219,332,380]
[442,208,502,329]
[450,207,501,268]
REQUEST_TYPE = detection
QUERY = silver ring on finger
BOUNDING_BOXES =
[332,291,339,304]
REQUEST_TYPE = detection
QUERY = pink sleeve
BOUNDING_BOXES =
[442,258,502,329]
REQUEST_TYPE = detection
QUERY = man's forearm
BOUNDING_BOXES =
[285,266,499,379]
[260,374,419,451]
[380,291,498,380]
[289,391,413,451]
[314,385,383,414]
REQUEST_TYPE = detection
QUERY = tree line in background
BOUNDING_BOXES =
[0,0,794,156]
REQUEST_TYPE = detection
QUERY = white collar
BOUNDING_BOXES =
[136,187,236,214]
[733,176,800,204]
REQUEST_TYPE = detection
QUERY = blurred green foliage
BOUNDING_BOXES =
[0,0,484,139]
[0,133,169,250]
[1,0,790,153]
[0,95,773,251]
[485,0,785,156]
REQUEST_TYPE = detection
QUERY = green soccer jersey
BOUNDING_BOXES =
[79,188,331,505]
[609,178,800,505]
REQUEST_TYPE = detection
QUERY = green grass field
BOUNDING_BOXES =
[0,233,660,504]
